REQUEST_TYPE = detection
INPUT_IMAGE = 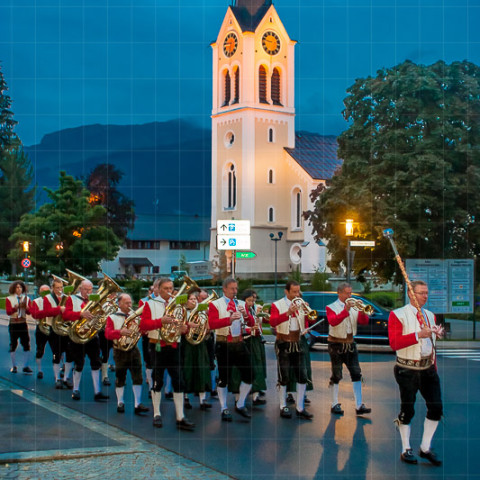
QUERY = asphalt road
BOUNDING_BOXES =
[0,322,479,480]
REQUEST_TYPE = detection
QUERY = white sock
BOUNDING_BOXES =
[296,383,307,412]
[23,351,31,368]
[278,385,287,409]
[173,392,185,421]
[217,386,228,411]
[353,381,362,408]
[91,369,101,394]
[36,358,42,372]
[398,423,411,452]
[116,386,125,405]
[420,418,439,453]
[53,363,61,381]
[252,392,259,401]
[237,382,251,409]
[151,391,161,417]
[145,368,153,389]
[64,362,73,381]
[199,392,207,404]
[101,363,108,381]
[73,370,82,391]
[331,383,339,407]
[10,352,16,367]
[133,385,142,407]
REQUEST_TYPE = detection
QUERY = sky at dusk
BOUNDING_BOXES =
[1,0,479,147]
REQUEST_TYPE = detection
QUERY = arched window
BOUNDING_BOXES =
[268,127,274,143]
[259,66,268,104]
[268,207,274,223]
[232,66,240,104]
[271,68,282,105]
[292,188,302,229]
[227,164,237,209]
[268,169,274,184]
[223,70,231,107]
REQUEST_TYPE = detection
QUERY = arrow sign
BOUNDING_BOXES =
[217,235,251,250]
[236,251,256,259]
[217,220,250,235]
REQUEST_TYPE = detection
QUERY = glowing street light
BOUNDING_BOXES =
[345,219,354,283]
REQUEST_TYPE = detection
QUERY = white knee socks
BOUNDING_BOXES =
[420,418,439,453]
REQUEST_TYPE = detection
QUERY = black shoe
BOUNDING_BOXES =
[72,390,81,401]
[63,380,73,390]
[286,393,295,404]
[253,398,267,406]
[37,371,43,380]
[153,415,163,428]
[10,366,17,374]
[200,401,212,410]
[331,403,344,415]
[355,404,371,415]
[401,449,418,464]
[419,449,442,466]
[23,366,33,375]
[165,392,173,400]
[134,404,149,415]
[280,407,292,419]
[304,396,311,405]
[103,377,111,386]
[210,390,218,398]
[117,403,125,413]
[235,406,251,419]
[176,417,195,431]
[221,409,233,422]
[55,379,63,389]
[184,398,192,409]
[94,392,109,401]
[296,409,314,420]
[259,390,266,397]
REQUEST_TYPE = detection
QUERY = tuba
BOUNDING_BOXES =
[345,298,374,316]
[160,276,198,344]
[185,290,218,345]
[51,270,87,336]
[114,305,144,352]
[69,273,123,344]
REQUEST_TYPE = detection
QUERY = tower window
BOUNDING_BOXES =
[228,164,237,209]
[259,65,268,104]
[271,68,282,106]
[268,169,274,184]
[292,188,302,230]
[223,70,231,107]
[268,127,274,143]
[268,207,274,223]
[232,66,240,104]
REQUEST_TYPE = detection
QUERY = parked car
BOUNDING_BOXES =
[301,292,390,347]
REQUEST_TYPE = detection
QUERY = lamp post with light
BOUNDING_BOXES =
[345,219,354,284]
[270,231,283,299]
[22,241,29,283]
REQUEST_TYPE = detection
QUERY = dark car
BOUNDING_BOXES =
[301,292,390,347]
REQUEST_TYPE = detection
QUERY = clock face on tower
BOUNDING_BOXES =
[262,31,281,55]
[223,32,238,57]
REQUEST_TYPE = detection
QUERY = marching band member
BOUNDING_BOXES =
[139,284,156,393]
[208,277,254,422]
[105,293,149,415]
[139,277,195,431]
[6,281,32,374]
[63,279,109,402]
[42,277,74,389]
[326,283,371,416]
[389,280,444,466]
[29,284,51,379]
[270,281,313,420]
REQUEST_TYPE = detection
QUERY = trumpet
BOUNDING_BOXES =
[291,297,318,322]
[114,305,144,352]
[345,298,374,316]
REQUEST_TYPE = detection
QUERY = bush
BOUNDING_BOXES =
[366,293,394,309]
[308,270,330,291]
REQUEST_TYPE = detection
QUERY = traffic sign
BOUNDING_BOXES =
[217,235,251,250]
[236,251,256,259]
[217,220,250,235]
[21,258,31,268]
[349,241,375,247]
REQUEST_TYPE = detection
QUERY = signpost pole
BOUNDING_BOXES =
[232,250,236,278]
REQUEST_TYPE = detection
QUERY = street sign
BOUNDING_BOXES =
[217,220,250,235]
[21,258,31,268]
[349,241,375,247]
[236,251,256,259]
[217,235,251,250]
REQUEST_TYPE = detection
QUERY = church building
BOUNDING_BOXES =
[209,0,341,276]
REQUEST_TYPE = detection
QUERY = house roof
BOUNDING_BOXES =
[230,0,272,32]
[285,133,342,181]
[127,214,210,242]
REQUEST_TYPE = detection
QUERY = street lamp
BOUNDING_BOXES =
[270,231,283,299]
[345,219,354,284]
[22,241,29,283]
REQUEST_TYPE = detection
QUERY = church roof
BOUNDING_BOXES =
[230,1,273,32]
[285,133,342,181]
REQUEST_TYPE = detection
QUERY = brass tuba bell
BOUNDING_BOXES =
[114,305,144,352]
[185,290,218,345]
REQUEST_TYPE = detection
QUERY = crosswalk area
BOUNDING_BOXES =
[437,349,480,362]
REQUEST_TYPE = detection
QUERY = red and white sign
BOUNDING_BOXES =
[21,258,31,268]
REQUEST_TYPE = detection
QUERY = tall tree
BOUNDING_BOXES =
[9,171,122,277]
[86,163,135,241]
[305,60,480,283]
[0,66,34,273]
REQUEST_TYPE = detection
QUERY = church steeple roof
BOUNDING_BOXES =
[230,0,273,32]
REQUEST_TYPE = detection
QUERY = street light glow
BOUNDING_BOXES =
[345,219,354,236]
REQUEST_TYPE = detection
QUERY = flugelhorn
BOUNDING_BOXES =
[291,297,318,322]
[345,298,374,316]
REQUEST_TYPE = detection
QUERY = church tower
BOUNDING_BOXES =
[210,1,328,276]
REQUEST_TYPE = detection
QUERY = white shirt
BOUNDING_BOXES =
[284,297,300,332]
[408,303,433,357]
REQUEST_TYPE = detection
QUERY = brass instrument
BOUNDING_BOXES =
[160,276,198,343]
[37,287,54,336]
[69,273,123,344]
[51,270,87,336]
[185,290,218,345]
[257,303,271,321]
[114,305,144,352]
[345,298,374,316]
[291,297,318,322]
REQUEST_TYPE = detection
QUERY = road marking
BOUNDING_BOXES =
[437,349,480,362]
